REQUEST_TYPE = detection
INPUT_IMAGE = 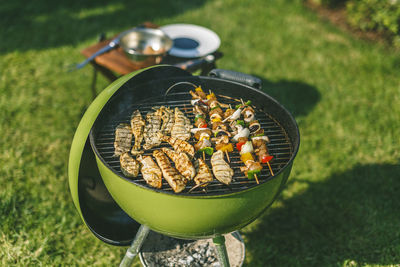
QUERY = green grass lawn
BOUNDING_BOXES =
[1,0,399,266]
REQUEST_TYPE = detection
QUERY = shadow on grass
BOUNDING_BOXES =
[258,77,321,118]
[244,163,400,266]
[0,0,206,54]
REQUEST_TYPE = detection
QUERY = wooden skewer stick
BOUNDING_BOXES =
[225,151,230,163]
[218,94,241,102]
[188,181,211,193]
[254,174,260,184]
[241,98,245,106]
[267,162,274,176]
[203,151,205,161]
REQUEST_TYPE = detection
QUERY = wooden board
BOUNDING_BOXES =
[80,23,159,75]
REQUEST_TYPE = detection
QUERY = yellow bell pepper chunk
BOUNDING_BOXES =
[211,117,222,123]
[220,143,234,152]
[240,152,254,163]
[195,86,203,92]
[207,92,216,99]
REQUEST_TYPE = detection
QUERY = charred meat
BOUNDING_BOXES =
[210,150,234,185]
[143,110,162,150]
[153,150,187,193]
[130,110,145,155]
[137,155,163,188]
[158,134,195,158]
[194,158,214,186]
[171,107,192,141]
[160,106,175,135]
[161,147,196,180]
[114,123,132,157]
[120,152,140,178]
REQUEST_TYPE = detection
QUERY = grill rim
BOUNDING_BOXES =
[88,75,300,198]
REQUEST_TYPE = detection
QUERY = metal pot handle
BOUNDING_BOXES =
[208,69,262,90]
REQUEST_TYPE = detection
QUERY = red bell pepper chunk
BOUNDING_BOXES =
[261,155,274,163]
[200,123,208,128]
[236,141,245,151]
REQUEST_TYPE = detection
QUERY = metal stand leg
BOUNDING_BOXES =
[119,225,150,267]
[90,64,98,100]
[90,33,106,100]
[213,235,230,267]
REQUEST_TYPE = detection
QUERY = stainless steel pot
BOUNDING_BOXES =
[119,28,173,65]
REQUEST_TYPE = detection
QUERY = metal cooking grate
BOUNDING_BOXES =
[92,92,293,196]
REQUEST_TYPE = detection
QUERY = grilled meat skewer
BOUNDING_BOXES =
[114,123,132,157]
[120,152,140,178]
[161,147,196,180]
[130,110,145,155]
[190,87,207,100]
[210,150,234,185]
[137,155,163,188]
[153,150,187,193]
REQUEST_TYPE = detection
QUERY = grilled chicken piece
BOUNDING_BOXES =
[120,152,140,178]
[194,158,213,186]
[212,121,228,131]
[153,150,187,193]
[190,89,207,100]
[130,110,145,155]
[114,123,132,156]
[210,150,234,185]
[158,134,195,158]
[184,115,192,132]
[212,135,230,145]
[194,116,207,128]
[224,108,235,119]
[143,110,162,150]
[137,155,162,188]
[160,106,175,134]
[193,129,212,140]
[252,137,272,162]
[171,108,192,141]
[161,147,196,180]
[208,98,229,109]
[193,104,208,116]
[240,160,263,177]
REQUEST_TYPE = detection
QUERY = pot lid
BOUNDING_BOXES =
[68,65,192,245]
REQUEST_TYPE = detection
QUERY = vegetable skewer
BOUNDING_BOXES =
[238,139,262,184]
[208,91,234,162]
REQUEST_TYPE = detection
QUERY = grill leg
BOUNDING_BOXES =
[213,235,230,267]
[119,225,150,267]
[90,33,106,100]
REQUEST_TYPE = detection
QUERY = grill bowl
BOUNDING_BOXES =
[90,66,299,239]
[69,65,299,244]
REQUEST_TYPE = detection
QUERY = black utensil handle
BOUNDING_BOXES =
[208,69,262,90]
[174,58,208,72]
